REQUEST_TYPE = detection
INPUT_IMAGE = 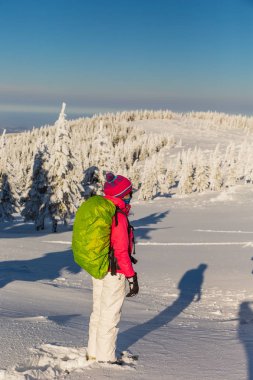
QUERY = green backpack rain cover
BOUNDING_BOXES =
[72,195,116,279]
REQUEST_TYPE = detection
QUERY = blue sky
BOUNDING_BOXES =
[0,0,253,126]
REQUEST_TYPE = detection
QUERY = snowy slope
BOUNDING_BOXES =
[1,118,253,379]
[1,187,253,379]
[125,117,253,151]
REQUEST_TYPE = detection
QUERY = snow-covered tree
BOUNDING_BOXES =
[209,145,223,191]
[91,120,115,189]
[224,162,238,188]
[0,133,20,216]
[156,153,170,195]
[164,161,176,193]
[81,166,100,199]
[21,145,49,230]
[4,108,253,206]
[243,144,253,183]
[0,173,18,221]
[128,160,141,191]
[1,129,6,150]
[138,155,161,200]
[192,149,209,192]
[223,143,238,188]
[44,103,82,231]
[178,149,194,195]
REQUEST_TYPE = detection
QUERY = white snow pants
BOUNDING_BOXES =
[87,272,126,362]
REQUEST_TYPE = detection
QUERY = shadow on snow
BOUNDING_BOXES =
[131,210,172,240]
[0,210,171,288]
[0,210,170,240]
[0,249,81,289]
[119,263,208,351]
[238,301,253,380]
[0,220,73,238]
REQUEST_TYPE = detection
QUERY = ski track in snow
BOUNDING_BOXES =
[138,242,253,247]
[195,229,253,234]
[13,316,49,323]
[42,240,253,247]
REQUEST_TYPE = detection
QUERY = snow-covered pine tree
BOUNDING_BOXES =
[138,154,161,200]
[164,160,176,194]
[81,165,100,199]
[178,149,194,195]
[156,153,169,196]
[21,144,49,230]
[1,129,6,150]
[192,149,209,192]
[0,135,20,219]
[209,145,223,191]
[223,143,238,188]
[173,151,183,183]
[113,140,128,174]
[236,140,250,183]
[241,141,253,184]
[0,173,18,221]
[128,160,140,191]
[45,103,82,231]
[91,120,115,191]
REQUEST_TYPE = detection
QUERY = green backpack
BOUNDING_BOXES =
[72,195,116,279]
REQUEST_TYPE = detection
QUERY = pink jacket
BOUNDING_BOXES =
[104,195,135,278]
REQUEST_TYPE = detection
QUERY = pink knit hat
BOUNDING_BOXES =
[104,172,132,198]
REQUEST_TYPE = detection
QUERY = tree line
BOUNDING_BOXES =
[1,104,253,230]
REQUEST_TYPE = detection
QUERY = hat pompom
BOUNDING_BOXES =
[104,173,132,198]
[106,172,115,183]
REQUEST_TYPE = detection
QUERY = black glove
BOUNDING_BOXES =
[126,273,139,297]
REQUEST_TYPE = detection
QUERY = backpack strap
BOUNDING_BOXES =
[114,206,119,226]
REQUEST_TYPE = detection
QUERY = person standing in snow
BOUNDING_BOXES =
[86,172,139,365]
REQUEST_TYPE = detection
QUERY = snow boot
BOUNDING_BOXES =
[98,359,123,366]
[86,354,96,361]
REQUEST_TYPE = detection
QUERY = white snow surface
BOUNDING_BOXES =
[1,119,253,379]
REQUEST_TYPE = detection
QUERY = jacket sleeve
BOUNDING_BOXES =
[111,212,135,278]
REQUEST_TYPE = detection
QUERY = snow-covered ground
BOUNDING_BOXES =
[126,117,253,152]
[1,118,253,379]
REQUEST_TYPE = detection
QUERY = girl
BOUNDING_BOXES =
[87,172,139,364]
